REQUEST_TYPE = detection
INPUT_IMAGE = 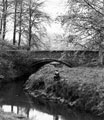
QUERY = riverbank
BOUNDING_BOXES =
[25,64,104,117]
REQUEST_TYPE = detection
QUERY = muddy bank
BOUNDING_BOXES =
[25,64,104,117]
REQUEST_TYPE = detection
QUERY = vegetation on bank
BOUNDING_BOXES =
[26,64,104,117]
[0,46,36,81]
[0,49,26,81]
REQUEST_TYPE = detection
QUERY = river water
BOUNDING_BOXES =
[0,80,103,120]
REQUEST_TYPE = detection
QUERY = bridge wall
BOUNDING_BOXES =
[30,50,99,59]
[7,50,99,59]
[28,50,100,66]
[7,50,100,66]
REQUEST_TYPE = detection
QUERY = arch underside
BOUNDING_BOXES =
[19,59,72,80]
[31,59,72,71]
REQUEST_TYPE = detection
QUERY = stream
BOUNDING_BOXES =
[0,80,103,120]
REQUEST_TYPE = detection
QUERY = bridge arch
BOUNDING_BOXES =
[31,59,72,72]
[17,59,72,81]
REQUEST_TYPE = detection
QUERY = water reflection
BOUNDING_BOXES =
[1,105,54,120]
[53,115,59,120]
[2,105,17,113]
[0,81,103,120]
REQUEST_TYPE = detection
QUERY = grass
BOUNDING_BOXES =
[26,64,104,117]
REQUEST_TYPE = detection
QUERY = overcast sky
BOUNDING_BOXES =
[42,0,67,35]
[43,0,67,19]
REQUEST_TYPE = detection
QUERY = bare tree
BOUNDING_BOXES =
[22,0,50,50]
[0,7,2,36]
[0,0,50,50]
[0,0,8,40]
[13,0,18,45]
[60,0,104,65]
[18,0,23,47]
[28,0,32,49]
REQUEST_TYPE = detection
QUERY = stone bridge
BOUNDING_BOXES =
[7,50,99,60]
[6,50,100,79]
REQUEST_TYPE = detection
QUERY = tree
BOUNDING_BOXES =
[0,0,50,50]
[0,4,2,36]
[0,0,8,40]
[60,0,104,65]
[28,0,32,48]
[13,0,18,45]
[22,0,50,50]
[18,0,23,47]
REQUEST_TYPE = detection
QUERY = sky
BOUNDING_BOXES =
[44,0,68,49]
[43,0,67,19]
[42,0,67,35]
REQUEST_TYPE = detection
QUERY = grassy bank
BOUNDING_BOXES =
[26,64,104,117]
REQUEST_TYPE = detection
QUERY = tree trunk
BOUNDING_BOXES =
[98,45,103,66]
[98,0,104,66]
[2,0,7,40]
[28,0,32,50]
[26,107,30,118]
[0,0,7,40]
[13,0,17,45]
[0,13,2,37]
[11,105,13,113]
[18,0,23,47]
[53,115,59,120]
[1,0,5,40]
[17,106,19,114]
